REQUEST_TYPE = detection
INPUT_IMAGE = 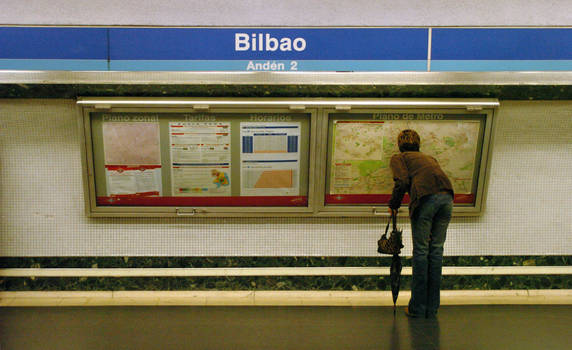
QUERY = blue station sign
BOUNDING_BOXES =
[108,28,429,71]
[0,27,571,72]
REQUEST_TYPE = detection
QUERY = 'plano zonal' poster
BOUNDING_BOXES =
[102,122,162,197]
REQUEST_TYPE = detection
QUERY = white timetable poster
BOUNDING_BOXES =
[169,122,231,196]
[240,122,301,196]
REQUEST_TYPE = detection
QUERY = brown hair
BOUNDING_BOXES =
[397,129,420,152]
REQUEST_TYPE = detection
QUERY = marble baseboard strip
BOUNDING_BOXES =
[1,290,571,307]
[1,266,571,277]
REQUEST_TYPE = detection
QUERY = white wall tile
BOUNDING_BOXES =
[0,1,570,26]
[0,100,571,256]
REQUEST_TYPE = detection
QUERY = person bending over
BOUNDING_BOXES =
[388,129,454,318]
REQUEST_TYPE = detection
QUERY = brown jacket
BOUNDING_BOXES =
[388,151,454,216]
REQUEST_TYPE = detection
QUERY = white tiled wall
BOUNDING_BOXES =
[0,1,569,26]
[0,99,571,256]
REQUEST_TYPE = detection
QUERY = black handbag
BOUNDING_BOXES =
[377,212,404,255]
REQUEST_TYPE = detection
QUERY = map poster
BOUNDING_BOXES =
[102,122,162,197]
[380,119,481,195]
[169,122,231,196]
[330,121,385,194]
[102,122,161,165]
[328,116,482,199]
[240,122,301,196]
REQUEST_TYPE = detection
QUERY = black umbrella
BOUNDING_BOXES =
[390,252,403,315]
[388,212,403,315]
[377,212,404,315]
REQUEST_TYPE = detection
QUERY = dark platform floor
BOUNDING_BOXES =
[1,305,571,350]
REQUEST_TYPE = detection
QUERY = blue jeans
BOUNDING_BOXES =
[408,193,453,318]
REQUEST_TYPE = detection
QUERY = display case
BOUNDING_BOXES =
[78,98,497,217]
[317,106,495,216]
[79,98,316,216]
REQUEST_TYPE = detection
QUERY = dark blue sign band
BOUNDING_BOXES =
[0,27,108,59]
[431,28,572,71]
[432,29,572,60]
[109,28,428,60]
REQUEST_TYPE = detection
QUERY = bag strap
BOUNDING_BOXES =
[384,214,391,236]
[392,211,398,232]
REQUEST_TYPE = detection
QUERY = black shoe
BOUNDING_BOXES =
[405,307,420,318]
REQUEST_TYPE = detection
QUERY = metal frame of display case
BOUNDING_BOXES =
[78,98,319,217]
[78,97,498,217]
[315,105,496,217]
